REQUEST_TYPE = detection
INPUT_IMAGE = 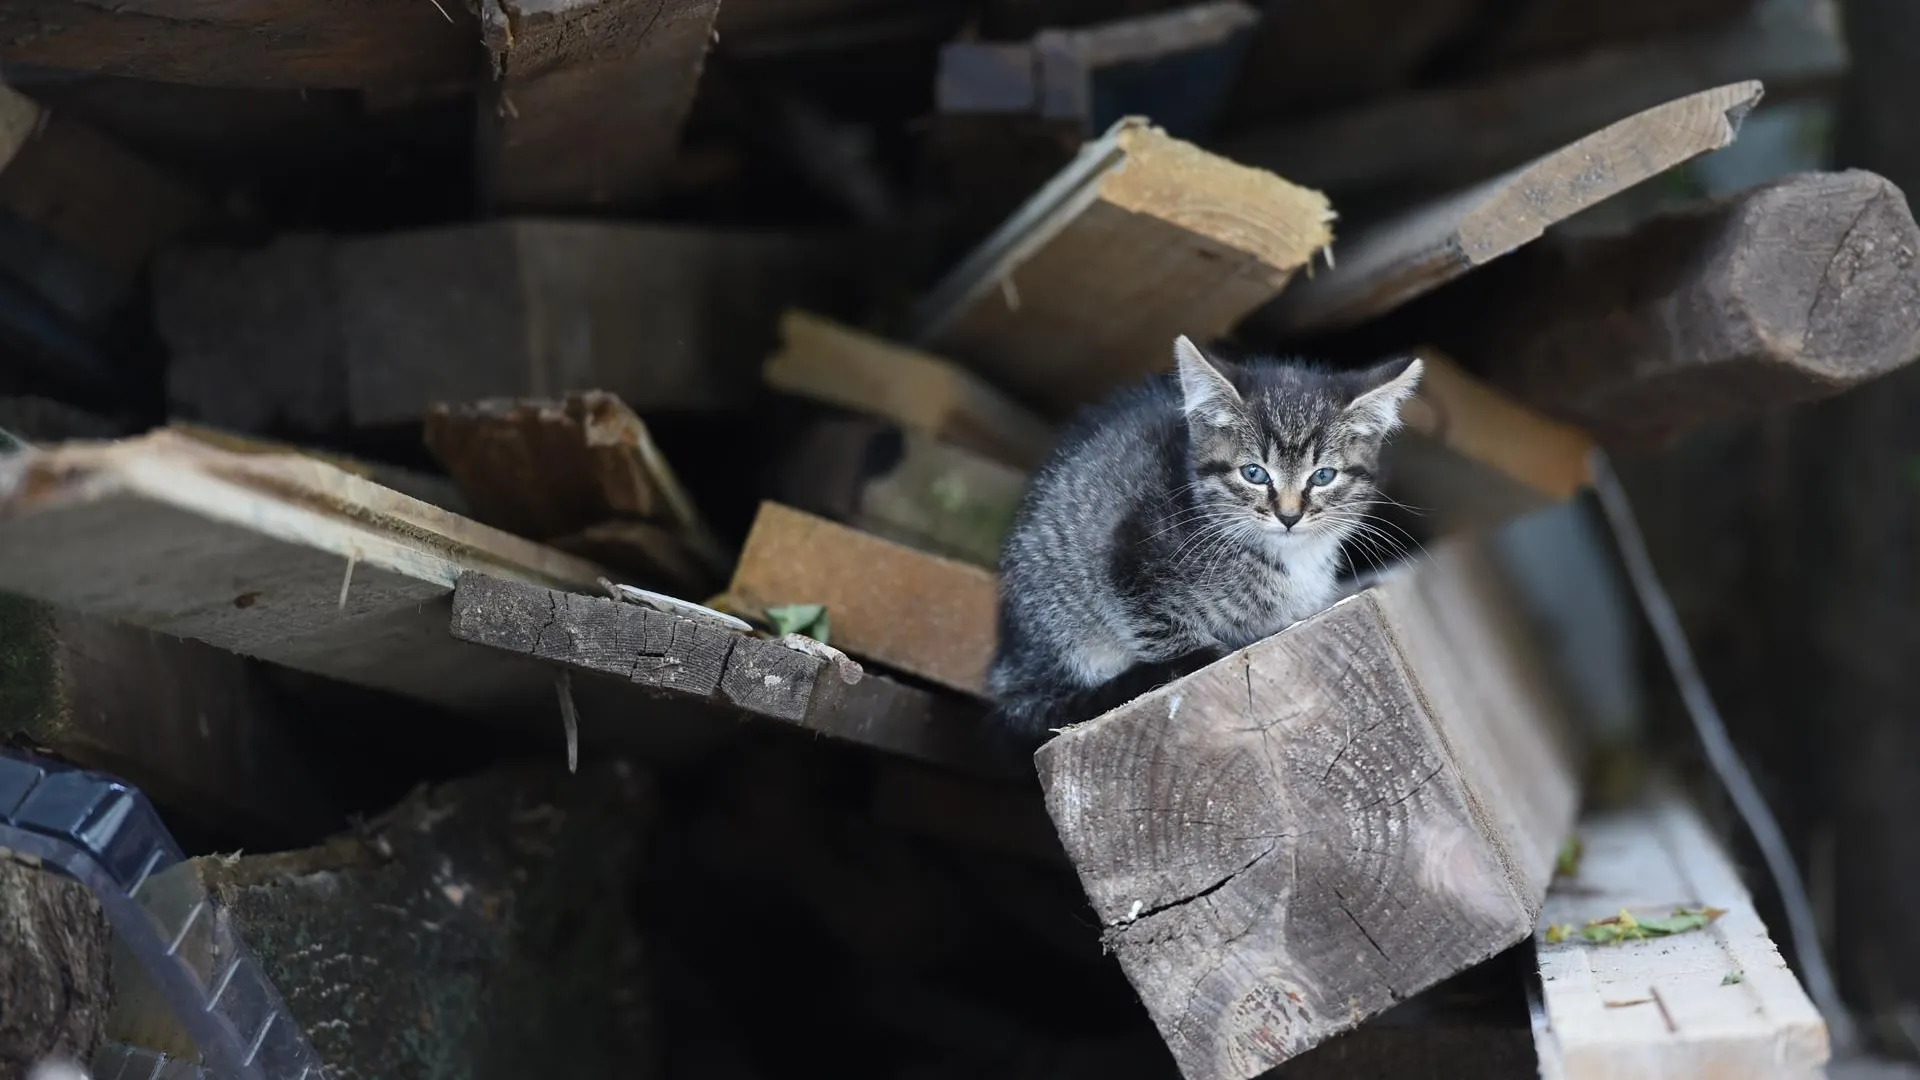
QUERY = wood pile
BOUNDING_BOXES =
[0,0,1911,1077]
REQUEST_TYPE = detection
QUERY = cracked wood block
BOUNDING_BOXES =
[1035,537,1584,1080]
[1454,169,1920,448]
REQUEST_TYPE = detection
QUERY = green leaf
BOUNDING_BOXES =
[1564,906,1725,947]
[765,603,830,644]
[1555,835,1584,878]
[1722,970,1744,986]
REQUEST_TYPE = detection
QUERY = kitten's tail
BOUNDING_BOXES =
[985,689,1063,752]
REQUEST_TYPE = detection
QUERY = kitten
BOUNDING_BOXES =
[987,336,1423,743]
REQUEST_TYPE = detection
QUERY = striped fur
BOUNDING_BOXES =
[987,336,1422,742]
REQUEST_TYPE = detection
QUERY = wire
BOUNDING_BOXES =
[1587,448,1857,1054]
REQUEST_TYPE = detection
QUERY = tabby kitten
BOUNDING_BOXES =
[987,336,1423,742]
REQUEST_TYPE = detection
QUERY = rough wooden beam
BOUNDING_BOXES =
[1469,0,1760,73]
[0,597,341,841]
[727,502,998,697]
[1532,784,1828,1079]
[148,763,658,1078]
[1218,0,1484,128]
[158,222,863,432]
[1386,350,1595,537]
[0,0,478,90]
[937,2,1260,133]
[424,391,730,594]
[765,310,1054,469]
[0,79,210,287]
[449,572,1010,777]
[1036,535,1584,1080]
[478,0,719,210]
[0,430,603,717]
[0,860,111,1075]
[906,117,1333,416]
[1455,170,1920,447]
[1215,0,1843,202]
[1251,82,1762,336]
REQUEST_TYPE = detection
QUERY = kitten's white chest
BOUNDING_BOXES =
[1220,532,1345,646]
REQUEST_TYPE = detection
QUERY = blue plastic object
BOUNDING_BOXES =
[0,750,328,1080]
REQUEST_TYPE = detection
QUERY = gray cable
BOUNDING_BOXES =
[1587,448,1858,1054]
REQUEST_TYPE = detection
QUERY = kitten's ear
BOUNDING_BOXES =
[1173,335,1241,425]
[1344,356,1425,437]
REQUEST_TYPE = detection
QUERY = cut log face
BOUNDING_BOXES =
[1467,169,1920,446]
[1036,539,1583,1080]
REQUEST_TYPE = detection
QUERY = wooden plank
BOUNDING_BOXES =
[154,235,342,434]
[478,0,719,210]
[726,502,998,697]
[158,221,863,432]
[937,2,1260,128]
[1219,0,1484,128]
[0,597,341,841]
[1215,0,1843,202]
[1252,82,1762,336]
[0,430,604,716]
[0,78,210,286]
[1377,349,1597,540]
[448,573,1011,777]
[1455,169,1920,447]
[424,391,731,594]
[1469,0,1759,73]
[774,416,1029,569]
[1532,783,1828,1079]
[906,117,1334,416]
[764,309,1054,469]
[166,422,470,513]
[0,0,478,90]
[1035,535,1584,1080]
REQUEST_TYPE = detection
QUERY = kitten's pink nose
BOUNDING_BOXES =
[1277,510,1303,529]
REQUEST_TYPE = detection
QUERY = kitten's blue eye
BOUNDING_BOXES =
[1240,463,1270,485]
[1310,467,1338,487]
